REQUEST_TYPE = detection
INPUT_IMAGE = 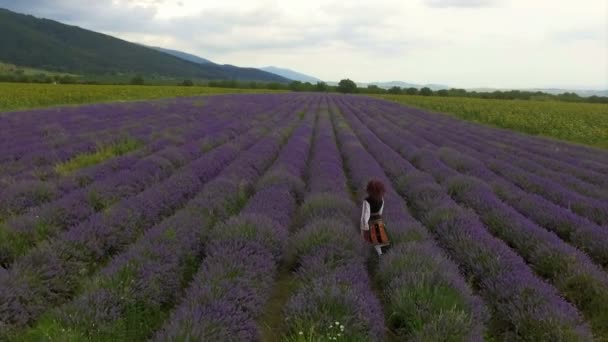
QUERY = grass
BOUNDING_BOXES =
[373,94,608,149]
[0,82,286,112]
[55,138,142,175]
[259,269,301,341]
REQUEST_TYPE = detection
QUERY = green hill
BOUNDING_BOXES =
[0,8,287,82]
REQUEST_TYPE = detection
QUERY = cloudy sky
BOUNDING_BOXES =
[1,0,607,89]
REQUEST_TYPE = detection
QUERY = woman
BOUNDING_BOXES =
[360,179,390,255]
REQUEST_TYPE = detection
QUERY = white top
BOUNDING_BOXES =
[360,199,384,231]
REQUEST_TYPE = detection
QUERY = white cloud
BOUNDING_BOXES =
[424,0,499,8]
[1,0,606,88]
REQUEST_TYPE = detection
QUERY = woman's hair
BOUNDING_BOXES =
[366,179,386,200]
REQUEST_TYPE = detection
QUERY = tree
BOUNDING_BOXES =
[405,87,418,95]
[366,85,385,94]
[130,75,144,85]
[315,81,328,92]
[337,78,357,93]
[436,89,449,97]
[289,81,304,91]
[266,82,283,90]
[387,86,402,95]
[448,88,468,97]
[419,87,433,96]
[181,79,194,86]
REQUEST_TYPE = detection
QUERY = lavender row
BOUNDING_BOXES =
[280,109,386,342]
[360,97,608,172]
[11,104,307,341]
[337,98,593,340]
[0,110,260,268]
[354,97,608,189]
[0,96,221,161]
[407,114,608,201]
[371,98,608,190]
[1,95,284,181]
[0,96,254,182]
[0,98,241,198]
[153,109,316,341]
[438,147,608,267]
[0,110,244,221]
[355,99,608,226]
[357,101,608,337]
[331,105,488,340]
[483,153,607,225]
[364,102,608,265]
[0,93,308,334]
[393,114,608,224]
[352,100,608,265]
[0,94,303,264]
[2,107,166,178]
[413,146,608,339]
[466,141,608,201]
[0,117,284,335]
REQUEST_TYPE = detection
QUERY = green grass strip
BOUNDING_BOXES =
[55,138,142,175]
[0,83,286,112]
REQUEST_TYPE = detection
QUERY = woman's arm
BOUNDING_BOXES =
[360,200,370,231]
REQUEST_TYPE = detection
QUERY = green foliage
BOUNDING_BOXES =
[180,79,193,86]
[375,94,608,149]
[130,76,144,85]
[289,81,303,91]
[296,193,354,226]
[358,85,608,104]
[365,85,385,94]
[436,89,449,96]
[0,83,286,112]
[315,81,328,92]
[55,138,142,175]
[405,87,418,95]
[387,86,402,94]
[388,281,472,340]
[337,79,357,93]
[419,87,433,96]
[0,62,79,85]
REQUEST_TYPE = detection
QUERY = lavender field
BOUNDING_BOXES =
[0,93,607,341]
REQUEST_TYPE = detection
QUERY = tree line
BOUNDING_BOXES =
[208,79,608,104]
[2,72,606,104]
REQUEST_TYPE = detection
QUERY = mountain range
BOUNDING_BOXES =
[260,66,322,83]
[150,46,213,65]
[352,81,450,91]
[0,8,287,82]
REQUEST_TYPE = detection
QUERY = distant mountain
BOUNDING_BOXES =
[528,88,608,97]
[354,80,605,97]
[367,81,450,91]
[326,80,450,91]
[261,66,322,83]
[469,87,608,98]
[150,46,213,64]
[0,8,288,82]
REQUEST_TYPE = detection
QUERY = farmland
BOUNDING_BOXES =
[376,94,608,149]
[0,83,286,112]
[1,93,607,341]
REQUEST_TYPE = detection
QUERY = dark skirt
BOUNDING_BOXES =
[364,218,390,246]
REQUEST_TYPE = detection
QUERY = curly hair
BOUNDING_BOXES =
[366,179,386,200]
